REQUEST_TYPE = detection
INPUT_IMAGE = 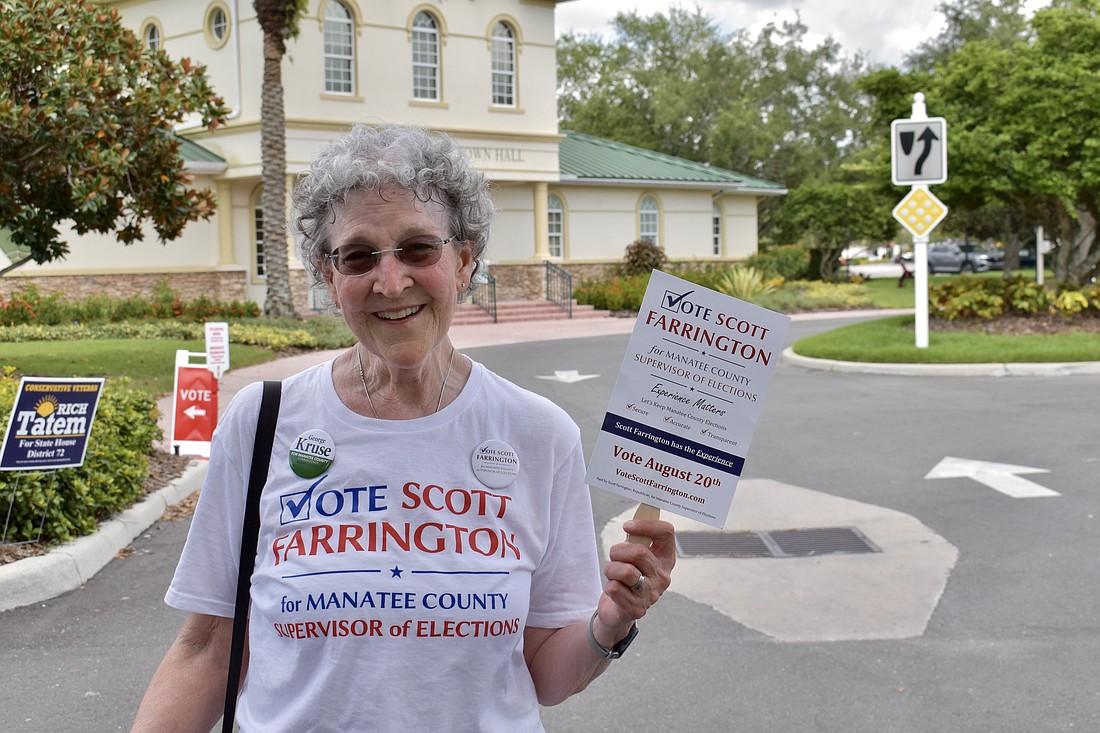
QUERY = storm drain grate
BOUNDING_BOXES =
[768,527,881,557]
[676,527,880,559]
[675,531,772,558]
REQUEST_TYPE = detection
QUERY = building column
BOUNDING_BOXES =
[216,180,236,265]
[533,181,550,260]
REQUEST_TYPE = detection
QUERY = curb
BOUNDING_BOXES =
[782,347,1100,377]
[0,460,208,613]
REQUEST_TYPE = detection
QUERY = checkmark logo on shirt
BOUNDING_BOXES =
[279,480,320,525]
[662,289,693,312]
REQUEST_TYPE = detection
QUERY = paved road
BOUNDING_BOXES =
[2,314,1098,732]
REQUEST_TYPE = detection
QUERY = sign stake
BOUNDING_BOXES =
[627,503,661,545]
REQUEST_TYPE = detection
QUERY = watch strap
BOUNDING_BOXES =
[586,610,639,660]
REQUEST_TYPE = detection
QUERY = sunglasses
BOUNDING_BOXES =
[324,235,461,277]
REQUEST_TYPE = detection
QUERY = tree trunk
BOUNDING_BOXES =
[1053,207,1100,288]
[256,5,295,319]
[1000,208,1024,278]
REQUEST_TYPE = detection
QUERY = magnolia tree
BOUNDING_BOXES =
[0,0,227,271]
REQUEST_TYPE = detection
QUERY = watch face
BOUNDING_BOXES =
[610,623,639,658]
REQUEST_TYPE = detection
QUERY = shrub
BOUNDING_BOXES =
[0,284,63,326]
[667,262,731,291]
[929,276,1100,321]
[1001,278,1051,315]
[0,282,260,325]
[0,370,161,544]
[715,266,777,302]
[755,280,873,313]
[619,240,667,277]
[930,276,1005,320]
[746,245,811,281]
[574,273,651,312]
[1054,289,1089,315]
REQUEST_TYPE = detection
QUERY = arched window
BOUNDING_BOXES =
[324,1,355,94]
[547,194,564,258]
[143,23,161,52]
[712,203,722,255]
[639,196,659,246]
[490,21,515,106]
[412,11,440,101]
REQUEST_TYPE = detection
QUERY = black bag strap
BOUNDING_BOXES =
[223,380,282,733]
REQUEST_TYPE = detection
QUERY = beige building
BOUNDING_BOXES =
[2,0,784,313]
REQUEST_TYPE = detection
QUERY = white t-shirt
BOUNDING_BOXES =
[167,358,603,732]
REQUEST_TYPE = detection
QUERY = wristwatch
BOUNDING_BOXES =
[586,610,639,659]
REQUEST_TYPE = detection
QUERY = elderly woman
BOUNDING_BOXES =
[133,123,676,732]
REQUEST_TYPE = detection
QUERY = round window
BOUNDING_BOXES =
[205,4,231,48]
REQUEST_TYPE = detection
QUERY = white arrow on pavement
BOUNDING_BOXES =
[183,405,207,420]
[925,456,1060,498]
[536,370,600,384]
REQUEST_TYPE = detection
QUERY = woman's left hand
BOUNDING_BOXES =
[594,518,677,637]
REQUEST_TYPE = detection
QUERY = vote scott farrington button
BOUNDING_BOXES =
[471,440,520,489]
[289,429,335,478]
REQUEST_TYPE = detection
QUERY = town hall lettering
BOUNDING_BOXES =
[465,146,527,164]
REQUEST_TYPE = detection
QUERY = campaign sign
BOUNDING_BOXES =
[0,377,105,471]
[204,321,230,378]
[171,366,218,445]
[585,270,790,528]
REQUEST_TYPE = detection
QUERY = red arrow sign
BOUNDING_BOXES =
[172,366,218,444]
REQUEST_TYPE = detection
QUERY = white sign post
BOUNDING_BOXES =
[892,93,948,349]
[1035,225,1047,286]
[585,271,790,529]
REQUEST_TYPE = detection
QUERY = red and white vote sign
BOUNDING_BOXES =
[171,366,218,448]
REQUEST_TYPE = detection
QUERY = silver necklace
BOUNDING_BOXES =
[355,345,455,418]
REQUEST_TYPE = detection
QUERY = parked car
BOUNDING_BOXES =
[926,242,1004,273]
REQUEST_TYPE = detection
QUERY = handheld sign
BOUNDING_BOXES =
[586,270,790,529]
[0,377,105,471]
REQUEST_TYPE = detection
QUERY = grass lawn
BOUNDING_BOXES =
[2,339,277,395]
[793,314,1100,363]
[861,277,920,309]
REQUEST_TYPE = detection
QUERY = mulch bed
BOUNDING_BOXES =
[929,313,1100,336]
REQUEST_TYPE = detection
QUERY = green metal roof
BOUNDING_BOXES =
[177,136,227,173]
[559,130,785,195]
[172,130,783,193]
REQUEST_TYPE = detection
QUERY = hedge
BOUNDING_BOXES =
[0,369,161,544]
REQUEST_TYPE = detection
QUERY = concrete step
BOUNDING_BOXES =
[452,300,611,325]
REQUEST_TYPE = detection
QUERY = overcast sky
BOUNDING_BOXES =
[555,1,1048,68]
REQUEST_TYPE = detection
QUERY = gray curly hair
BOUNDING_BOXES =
[291,123,494,293]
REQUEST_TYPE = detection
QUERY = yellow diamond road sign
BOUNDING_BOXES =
[893,186,948,238]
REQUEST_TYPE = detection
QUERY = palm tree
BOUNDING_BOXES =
[253,0,307,318]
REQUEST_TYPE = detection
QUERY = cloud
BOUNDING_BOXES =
[555,0,948,67]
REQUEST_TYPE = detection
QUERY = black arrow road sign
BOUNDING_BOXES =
[892,117,947,185]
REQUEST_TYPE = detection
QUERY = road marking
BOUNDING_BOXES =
[536,369,599,384]
[925,456,1060,498]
